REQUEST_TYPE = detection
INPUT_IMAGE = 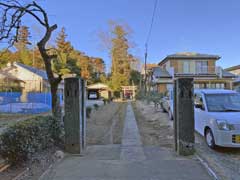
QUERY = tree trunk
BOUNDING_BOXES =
[50,81,60,118]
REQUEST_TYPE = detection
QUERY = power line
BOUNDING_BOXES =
[144,0,158,94]
[145,0,158,47]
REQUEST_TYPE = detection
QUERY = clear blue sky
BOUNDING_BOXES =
[10,0,240,70]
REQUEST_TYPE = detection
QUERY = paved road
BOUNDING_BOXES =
[120,103,146,161]
[40,103,212,180]
[86,100,104,108]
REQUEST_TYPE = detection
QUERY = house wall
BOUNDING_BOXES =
[100,90,111,99]
[170,60,179,73]
[8,66,45,92]
[193,78,233,90]
[165,59,216,74]
[165,61,171,70]
[0,78,23,91]
[228,69,240,75]
[208,60,216,74]
[157,84,167,93]
[155,78,234,94]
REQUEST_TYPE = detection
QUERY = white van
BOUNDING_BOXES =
[194,89,240,149]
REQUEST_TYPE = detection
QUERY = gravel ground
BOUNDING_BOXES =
[87,102,126,145]
[132,100,174,149]
[134,100,240,180]
[195,133,240,180]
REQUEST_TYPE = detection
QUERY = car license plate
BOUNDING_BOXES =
[233,135,240,143]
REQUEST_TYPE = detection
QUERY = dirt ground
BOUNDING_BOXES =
[0,102,127,180]
[87,101,127,145]
[0,146,59,180]
[134,100,240,180]
[132,100,174,149]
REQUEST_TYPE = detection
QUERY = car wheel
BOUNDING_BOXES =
[168,109,173,121]
[205,128,216,149]
[160,103,167,112]
[162,107,167,113]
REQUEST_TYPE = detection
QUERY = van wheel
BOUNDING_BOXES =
[205,129,216,149]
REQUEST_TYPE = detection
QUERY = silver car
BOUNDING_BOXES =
[161,95,173,120]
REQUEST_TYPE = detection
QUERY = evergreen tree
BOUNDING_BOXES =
[53,27,80,76]
[91,57,105,82]
[0,49,13,68]
[15,26,31,51]
[14,26,32,65]
[32,48,45,69]
[111,25,130,91]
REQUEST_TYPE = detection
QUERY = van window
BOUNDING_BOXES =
[205,93,240,112]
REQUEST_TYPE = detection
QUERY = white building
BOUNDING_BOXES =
[0,62,63,92]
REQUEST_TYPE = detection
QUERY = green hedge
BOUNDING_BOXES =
[0,116,61,164]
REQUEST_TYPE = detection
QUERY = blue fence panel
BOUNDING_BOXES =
[27,92,52,106]
[0,92,21,105]
[0,92,63,114]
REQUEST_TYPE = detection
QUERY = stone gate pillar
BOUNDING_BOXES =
[174,78,195,156]
[64,77,86,154]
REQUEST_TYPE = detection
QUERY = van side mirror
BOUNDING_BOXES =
[195,103,205,110]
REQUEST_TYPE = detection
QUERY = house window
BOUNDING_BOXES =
[194,84,200,89]
[183,61,190,73]
[216,83,225,89]
[196,61,208,74]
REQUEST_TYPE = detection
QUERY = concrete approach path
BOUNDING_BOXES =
[40,103,212,180]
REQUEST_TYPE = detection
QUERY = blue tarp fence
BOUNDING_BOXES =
[0,92,63,114]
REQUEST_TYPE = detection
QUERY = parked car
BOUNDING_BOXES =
[161,90,174,120]
[235,86,240,93]
[163,88,240,149]
[194,89,240,149]
[88,92,98,99]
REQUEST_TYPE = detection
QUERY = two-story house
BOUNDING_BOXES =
[225,65,240,91]
[151,52,236,93]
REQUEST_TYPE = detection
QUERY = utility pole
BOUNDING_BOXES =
[32,41,36,67]
[144,44,148,95]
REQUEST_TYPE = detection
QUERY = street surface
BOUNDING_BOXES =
[40,102,211,180]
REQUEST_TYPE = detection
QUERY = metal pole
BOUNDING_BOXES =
[144,44,148,95]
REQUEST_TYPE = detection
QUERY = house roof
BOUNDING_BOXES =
[152,67,172,78]
[87,83,111,90]
[14,62,48,80]
[221,70,236,78]
[141,63,158,74]
[224,65,240,72]
[159,52,221,66]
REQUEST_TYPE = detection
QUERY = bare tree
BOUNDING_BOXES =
[0,0,61,117]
